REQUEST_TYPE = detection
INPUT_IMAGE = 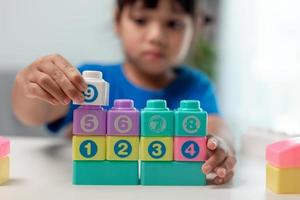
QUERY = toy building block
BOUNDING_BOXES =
[73,136,106,161]
[0,136,10,157]
[73,161,139,185]
[140,137,173,161]
[73,71,109,106]
[106,136,139,161]
[175,100,207,137]
[141,161,206,186]
[266,137,300,194]
[107,99,140,136]
[73,105,107,135]
[174,137,207,161]
[141,100,174,137]
[0,136,10,185]
[0,157,9,185]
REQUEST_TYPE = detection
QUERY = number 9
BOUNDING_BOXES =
[84,84,98,103]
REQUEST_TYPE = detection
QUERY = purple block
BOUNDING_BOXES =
[107,99,140,136]
[73,105,106,135]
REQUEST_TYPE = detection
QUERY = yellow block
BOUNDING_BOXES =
[266,163,300,194]
[72,136,106,160]
[140,137,173,161]
[106,136,139,161]
[0,156,9,185]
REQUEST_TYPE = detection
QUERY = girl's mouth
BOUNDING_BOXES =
[142,51,165,61]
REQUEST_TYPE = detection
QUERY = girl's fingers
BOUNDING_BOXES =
[202,148,226,174]
[51,54,87,92]
[34,71,69,104]
[207,135,218,151]
[214,155,237,178]
[26,82,58,105]
[37,61,84,103]
[213,171,234,185]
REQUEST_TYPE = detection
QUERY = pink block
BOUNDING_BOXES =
[174,137,206,161]
[73,106,107,135]
[266,137,300,168]
[0,136,10,157]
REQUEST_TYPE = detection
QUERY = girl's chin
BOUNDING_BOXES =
[140,65,171,76]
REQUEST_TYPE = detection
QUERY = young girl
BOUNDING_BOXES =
[12,0,236,185]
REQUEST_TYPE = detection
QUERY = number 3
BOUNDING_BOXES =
[148,141,166,159]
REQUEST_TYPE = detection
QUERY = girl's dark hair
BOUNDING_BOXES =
[116,0,200,18]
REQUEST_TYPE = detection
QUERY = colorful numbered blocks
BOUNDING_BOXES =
[72,96,140,185]
[140,137,173,161]
[175,100,207,137]
[266,138,300,194]
[140,100,207,185]
[106,136,139,161]
[107,99,140,136]
[73,71,109,106]
[141,100,174,137]
[174,137,207,161]
[0,136,10,185]
[72,75,208,186]
[73,136,106,161]
[73,106,107,135]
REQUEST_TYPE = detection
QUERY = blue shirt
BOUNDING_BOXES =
[47,63,219,133]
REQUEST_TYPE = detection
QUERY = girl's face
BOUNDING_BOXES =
[115,0,196,76]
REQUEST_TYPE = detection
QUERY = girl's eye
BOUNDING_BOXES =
[167,20,185,30]
[132,17,147,26]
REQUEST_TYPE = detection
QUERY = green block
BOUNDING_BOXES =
[141,100,174,137]
[73,161,139,185]
[141,161,206,186]
[175,100,207,137]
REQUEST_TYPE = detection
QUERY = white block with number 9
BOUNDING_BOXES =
[73,71,109,106]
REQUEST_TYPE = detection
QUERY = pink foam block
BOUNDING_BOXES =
[174,137,207,161]
[266,137,300,168]
[0,136,10,157]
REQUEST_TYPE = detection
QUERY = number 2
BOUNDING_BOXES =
[118,142,129,156]
[114,140,132,158]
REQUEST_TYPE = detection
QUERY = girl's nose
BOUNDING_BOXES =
[146,23,166,46]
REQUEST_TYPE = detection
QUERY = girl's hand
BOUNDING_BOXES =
[202,135,237,185]
[16,54,87,105]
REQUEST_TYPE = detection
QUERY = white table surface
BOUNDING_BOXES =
[1,137,299,200]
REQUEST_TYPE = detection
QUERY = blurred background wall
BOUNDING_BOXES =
[0,0,299,138]
[218,0,300,135]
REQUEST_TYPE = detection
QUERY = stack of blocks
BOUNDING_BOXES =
[266,138,300,194]
[72,70,207,185]
[140,100,207,185]
[0,136,10,185]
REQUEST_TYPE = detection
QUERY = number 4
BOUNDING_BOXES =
[185,143,196,156]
